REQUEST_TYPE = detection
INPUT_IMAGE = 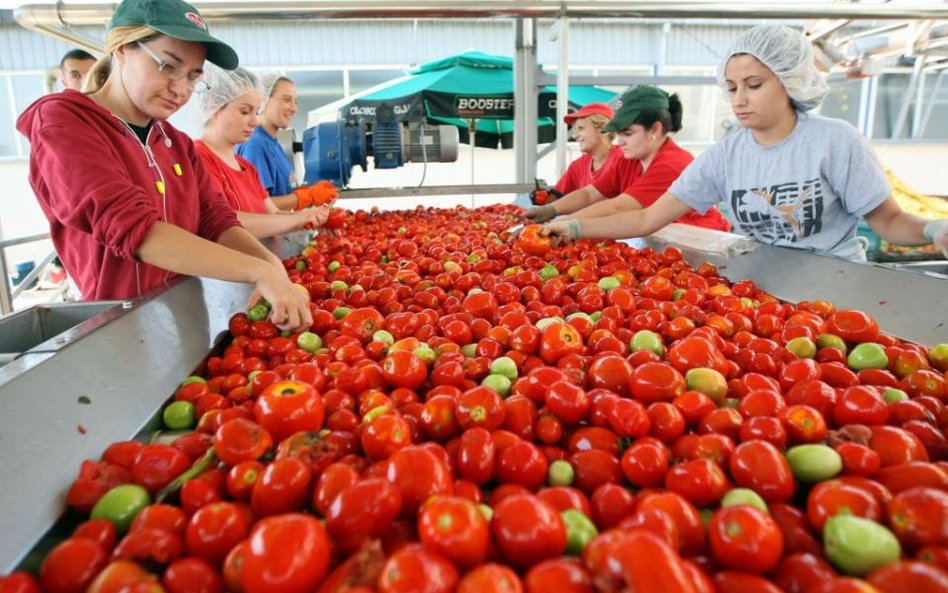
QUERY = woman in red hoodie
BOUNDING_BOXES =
[17,0,311,329]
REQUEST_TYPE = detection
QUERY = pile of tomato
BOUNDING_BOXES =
[3,204,947,593]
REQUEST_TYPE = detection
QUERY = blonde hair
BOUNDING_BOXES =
[586,113,616,142]
[83,25,158,94]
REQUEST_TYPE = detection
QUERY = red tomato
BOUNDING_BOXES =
[131,444,191,495]
[709,505,784,573]
[491,494,567,569]
[631,362,686,403]
[621,437,671,488]
[456,563,523,593]
[325,477,402,552]
[112,527,184,565]
[0,572,41,593]
[524,557,592,593]
[251,457,313,517]
[253,381,325,443]
[418,495,489,568]
[517,225,552,257]
[378,544,459,593]
[39,538,110,593]
[72,518,118,551]
[162,557,225,593]
[867,561,948,593]
[65,460,132,514]
[609,529,698,593]
[635,491,706,556]
[212,418,273,466]
[242,514,330,593]
[729,439,796,503]
[826,309,879,343]
[887,487,948,550]
[807,479,882,532]
[665,458,730,507]
[386,445,454,517]
[185,502,250,565]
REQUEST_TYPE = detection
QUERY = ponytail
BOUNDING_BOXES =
[82,25,158,94]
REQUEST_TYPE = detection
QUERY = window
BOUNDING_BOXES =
[0,75,17,157]
[284,70,345,132]
[349,69,405,96]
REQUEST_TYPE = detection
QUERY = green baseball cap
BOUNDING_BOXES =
[603,85,671,132]
[109,0,238,70]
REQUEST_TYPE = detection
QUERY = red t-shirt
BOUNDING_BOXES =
[195,141,269,214]
[554,145,623,195]
[592,139,730,231]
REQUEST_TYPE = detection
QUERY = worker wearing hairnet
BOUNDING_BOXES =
[195,64,330,239]
[542,24,948,261]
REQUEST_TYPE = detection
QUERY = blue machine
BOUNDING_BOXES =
[302,119,369,187]
[303,102,460,187]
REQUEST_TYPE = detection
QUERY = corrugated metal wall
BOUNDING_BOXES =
[0,18,750,71]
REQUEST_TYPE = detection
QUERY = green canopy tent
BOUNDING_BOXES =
[331,50,617,148]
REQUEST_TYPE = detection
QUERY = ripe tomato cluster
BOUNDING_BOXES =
[4,204,948,593]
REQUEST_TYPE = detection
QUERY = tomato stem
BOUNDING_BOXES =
[155,447,217,503]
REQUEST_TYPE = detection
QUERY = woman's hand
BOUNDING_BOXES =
[295,206,329,230]
[924,219,948,258]
[542,218,582,247]
[524,204,557,223]
[253,266,312,331]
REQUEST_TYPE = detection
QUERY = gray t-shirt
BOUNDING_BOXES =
[670,112,891,257]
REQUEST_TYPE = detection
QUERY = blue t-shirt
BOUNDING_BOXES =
[670,112,891,260]
[236,126,295,196]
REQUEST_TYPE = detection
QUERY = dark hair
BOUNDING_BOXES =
[633,93,683,134]
[60,49,96,68]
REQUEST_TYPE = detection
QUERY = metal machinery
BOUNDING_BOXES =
[302,109,459,187]
[1,236,947,573]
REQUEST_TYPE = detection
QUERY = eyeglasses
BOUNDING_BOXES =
[136,42,211,93]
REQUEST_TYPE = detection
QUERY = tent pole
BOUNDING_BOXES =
[469,119,477,208]
[555,16,570,180]
[514,18,538,199]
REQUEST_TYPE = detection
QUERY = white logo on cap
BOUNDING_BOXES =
[185,12,207,30]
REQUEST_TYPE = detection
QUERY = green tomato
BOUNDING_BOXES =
[90,484,151,533]
[597,276,620,291]
[847,343,888,371]
[882,388,909,403]
[162,400,196,430]
[362,405,391,424]
[535,317,565,331]
[785,336,817,359]
[539,264,559,280]
[630,329,665,357]
[246,302,271,322]
[478,503,493,521]
[671,288,686,302]
[720,488,769,514]
[786,444,842,483]
[180,375,206,386]
[816,333,848,354]
[327,260,341,273]
[548,459,575,487]
[489,357,519,381]
[481,374,512,397]
[329,280,349,293]
[372,330,395,346]
[332,306,352,320]
[561,509,598,556]
[589,311,602,322]
[413,344,437,366]
[565,312,593,323]
[461,343,478,358]
[294,260,306,272]
[824,515,901,576]
[684,367,728,403]
[296,331,323,353]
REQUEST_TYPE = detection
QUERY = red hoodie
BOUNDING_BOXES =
[16,89,240,300]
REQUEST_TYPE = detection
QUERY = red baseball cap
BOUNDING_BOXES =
[564,102,615,125]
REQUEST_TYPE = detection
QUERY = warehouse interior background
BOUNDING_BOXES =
[3,0,948,304]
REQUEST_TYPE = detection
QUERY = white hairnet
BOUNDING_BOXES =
[720,25,829,112]
[199,64,262,124]
[258,72,291,98]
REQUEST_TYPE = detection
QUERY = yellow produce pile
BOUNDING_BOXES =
[886,168,948,219]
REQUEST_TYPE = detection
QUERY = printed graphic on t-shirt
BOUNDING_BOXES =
[730,179,823,243]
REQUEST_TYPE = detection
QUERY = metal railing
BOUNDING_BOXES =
[0,233,61,316]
